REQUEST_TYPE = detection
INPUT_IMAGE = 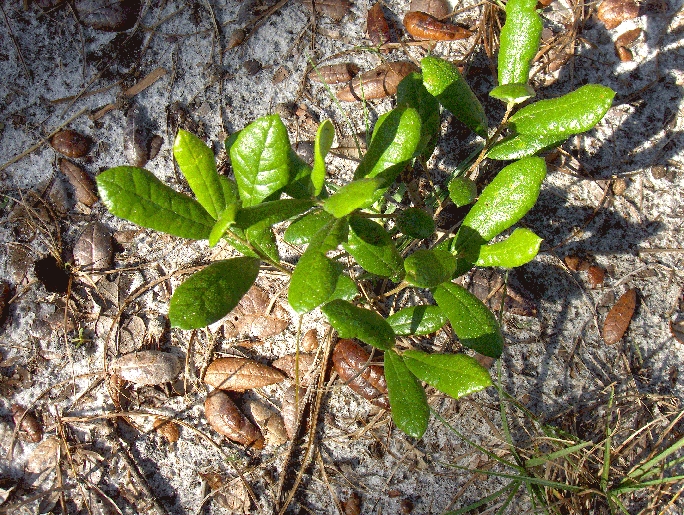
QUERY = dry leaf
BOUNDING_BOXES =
[332,339,389,409]
[603,288,637,345]
[670,288,684,345]
[342,492,362,515]
[58,159,98,206]
[587,265,606,288]
[564,255,590,272]
[273,66,290,84]
[272,353,317,387]
[107,373,131,411]
[410,0,450,18]
[0,281,10,326]
[222,285,290,339]
[73,221,113,275]
[460,269,537,317]
[204,391,264,448]
[12,403,43,442]
[309,63,360,84]
[302,328,319,352]
[110,350,182,385]
[153,418,180,443]
[227,28,247,49]
[615,28,642,61]
[281,384,306,439]
[367,2,390,46]
[616,46,633,61]
[403,11,472,41]
[299,0,351,21]
[597,0,639,29]
[124,106,153,167]
[50,129,91,158]
[337,61,418,102]
[26,436,62,474]
[242,399,288,446]
[204,357,286,391]
[200,472,250,513]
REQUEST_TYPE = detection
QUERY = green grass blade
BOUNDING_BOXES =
[444,483,518,515]
[525,441,593,468]
[626,434,684,481]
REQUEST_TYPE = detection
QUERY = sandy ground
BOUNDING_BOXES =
[0,0,683,514]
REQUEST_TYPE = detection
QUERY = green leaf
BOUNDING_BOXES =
[173,129,225,219]
[396,208,435,239]
[508,84,615,139]
[433,282,504,358]
[454,157,546,255]
[312,120,334,196]
[288,249,343,314]
[342,215,404,282]
[234,199,315,230]
[496,0,542,99]
[403,349,493,399]
[246,223,279,262]
[475,228,542,267]
[404,249,456,288]
[421,56,488,138]
[448,177,477,207]
[218,176,239,206]
[323,177,385,218]
[168,257,260,329]
[209,203,238,247]
[387,306,447,336]
[321,299,395,351]
[223,131,240,158]
[487,131,566,161]
[396,72,441,158]
[490,83,536,104]
[283,149,316,199]
[384,350,429,438]
[96,166,214,240]
[223,226,259,257]
[354,107,422,181]
[231,114,291,207]
[284,209,335,245]
[328,274,359,302]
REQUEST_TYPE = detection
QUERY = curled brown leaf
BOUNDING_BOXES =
[204,391,264,448]
[12,403,43,442]
[367,2,391,46]
[337,61,418,102]
[58,159,98,207]
[332,339,389,409]
[50,129,91,158]
[309,63,360,84]
[204,357,286,391]
[597,0,639,29]
[110,350,182,385]
[603,288,637,345]
[302,328,319,352]
[403,11,472,41]
[242,399,288,446]
[272,353,317,387]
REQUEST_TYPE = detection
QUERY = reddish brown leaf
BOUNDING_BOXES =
[59,159,98,207]
[73,221,113,274]
[302,328,319,352]
[564,255,590,272]
[272,353,317,387]
[367,2,390,46]
[0,281,10,326]
[199,472,250,512]
[409,0,450,18]
[110,350,182,385]
[342,492,362,515]
[204,391,264,448]
[12,404,43,443]
[332,339,389,409]
[204,357,286,391]
[587,265,606,288]
[603,288,637,345]
[153,418,180,443]
[299,0,351,22]
[597,0,639,29]
[403,11,472,41]
[615,28,642,61]
[309,63,360,84]
[227,28,247,49]
[337,61,418,102]
[50,129,91,158]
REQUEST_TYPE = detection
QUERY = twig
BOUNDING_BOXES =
[89,67,168,121]
[0,5,31,80]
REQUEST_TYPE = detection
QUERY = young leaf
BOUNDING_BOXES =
[404,249,456,288]
[387,305,447,336]
[397,208,435,239]
[421,56,488,138]
[487,131,566,161]
[173,129,225,219]
[231,114,291,207]
[354,107,422,181]
[321,299,396,351]
[168,257,260,329]
[323,177,385,218]
[312,120,335,196]
[432,281,504,358]
[454,157,546,254]
[508,84,616,139]
[475,228,542,267]
[342,215,404,281]
[448,177,477,207]
[396,72,441,157]
[284,209,335,245]
[493,0,542,103]
[288,249,343,314]
[384,350,429,438]
[402,349,493,399]
[96,166,214,240]
[209,203,238,247]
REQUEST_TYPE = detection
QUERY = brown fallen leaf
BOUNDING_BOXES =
[309,63,361,85]
[564,255,591,272]
[410,0,450,18]
[73,221,113,275]
[204,357,286,391]
[670,288,684,345]
[615,28,642,61]
[110,350,182,385]
[199,472,250,513]
[12,403,43,442]
[272,353,317,387]
[153,417,180,443]
[227,28,247,49]
[302,328,319,352]
[603,288,637,345]
[281,384,306,440]
[616,46,633,61]
[332,339,389,408]
[367,2,391,46]
[403,11,472,41]
[222,285,290,339]
[50,129,92,158]
[204,391,264,448]
[342,491,362,515]
[0,281,10,326]
[299,0,351,22]
[587,265,606,288]
[459,269,537,317]
[59,159,98,207]
[26,436,63,474]
[242,399,288,446]
[337,61,418,102]
[597,0,639,29]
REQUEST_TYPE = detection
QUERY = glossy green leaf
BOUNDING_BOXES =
[342,216,404,281]
[288,249,343,314]
[490,83,536,104]
[321,299,395,351]
[323,177,385,218]
[396,72,441,157]
[208,203,238,247]
[454,157,546,255]
[487,131,566,161]
[218,176,239,207]
[508,84,616,139]
[312,120,334,196]
[433,282,503,357]
[403,349,493,399]
[223,131,240,158]
[328,274,359,302]
[387,306,447,336]
[173,129,225,219]
[421,56,488,138]
[231,114,291,207]
[234,199,315,230]
[354,107,422,181]
[404,249,456,288]
[169,257,260,329]
[495,0,541,101]
[283,149,316,199]
[475,228,542,267]
[384,350,429,438]
[246,223,279,262]
[396,208,435,239]
[222,228,258,258]
[96,166,214,240]
[284,209,334,245]
[448,177,477,207]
